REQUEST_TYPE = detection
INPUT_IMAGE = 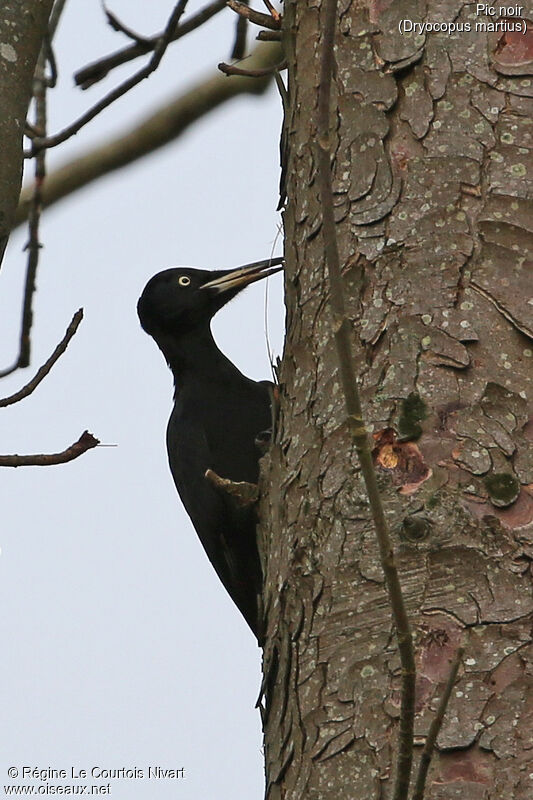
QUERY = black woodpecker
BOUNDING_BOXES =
[137,258,283,639]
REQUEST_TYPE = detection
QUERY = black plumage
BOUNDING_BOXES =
[137,258,283,638]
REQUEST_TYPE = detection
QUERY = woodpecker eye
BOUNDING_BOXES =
[178,276,191,287]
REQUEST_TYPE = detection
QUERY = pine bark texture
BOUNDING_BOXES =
[0,0,54,267]
[260,1,533,798]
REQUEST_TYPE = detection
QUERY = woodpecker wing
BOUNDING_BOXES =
[166,405,261,633]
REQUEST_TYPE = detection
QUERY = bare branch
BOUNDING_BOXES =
[0,431,100,468]
[316,2,416,799]
[103,4,152,45]
[29,0,190,155]
[412,648,465,800]
[231,0,248,60]
[15,43,282,229]
[75,1,226,89]
[227,0,282,66]
[218,58,286,77]
[0,309,83,408]
[256,29,281,41]
[226,0,281,30]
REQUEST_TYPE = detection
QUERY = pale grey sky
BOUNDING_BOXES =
[1,2,284,798]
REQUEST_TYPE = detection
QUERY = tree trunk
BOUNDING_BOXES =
[261,1,533,797]
[0,0,54,268]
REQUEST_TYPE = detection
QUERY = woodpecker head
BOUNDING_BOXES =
[137,257,283,339]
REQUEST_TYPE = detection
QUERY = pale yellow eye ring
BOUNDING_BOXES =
[178,276,191,287]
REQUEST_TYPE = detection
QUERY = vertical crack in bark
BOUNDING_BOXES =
[316,1,416,798]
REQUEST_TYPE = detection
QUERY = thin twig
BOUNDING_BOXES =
[29,0,190,155]
[103,4,152,45]
[226,0,281,30]
[315,2,416,799]
[231,0,249,59]
[42,0,68,89]
[0,47,48,378]
[261,0,281,22]
[24,121,43,139]
[0,431,100,467]
[42,34,58,88]
[49,0,69,37]
[218,58,286,77]
[74,0,226,89]
[0,309,83,408]
[20,50,47,369]
[411,648,464,800]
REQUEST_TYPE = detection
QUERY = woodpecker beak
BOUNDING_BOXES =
[200,257,284,294]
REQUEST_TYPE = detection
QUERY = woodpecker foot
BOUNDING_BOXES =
[205,469,259,508]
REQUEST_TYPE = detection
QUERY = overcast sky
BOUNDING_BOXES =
[1,2,284,797]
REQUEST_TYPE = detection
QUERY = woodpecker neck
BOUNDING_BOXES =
[154,323,244,387]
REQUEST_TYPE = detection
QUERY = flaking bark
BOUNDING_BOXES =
[260,1,533,797]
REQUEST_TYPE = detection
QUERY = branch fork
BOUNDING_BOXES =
[226,0,282,31]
